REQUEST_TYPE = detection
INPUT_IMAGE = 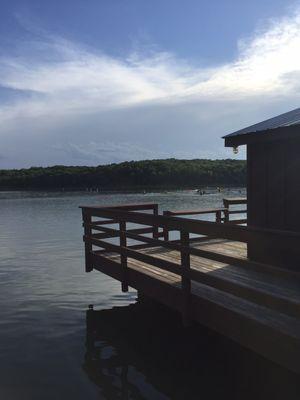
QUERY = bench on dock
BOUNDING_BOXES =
[80,202,300,374]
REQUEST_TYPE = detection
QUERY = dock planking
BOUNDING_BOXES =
[81,202,300,374]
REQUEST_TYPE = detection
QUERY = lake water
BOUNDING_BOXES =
[2,187,298,400]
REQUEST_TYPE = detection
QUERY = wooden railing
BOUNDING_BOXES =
[81,203,300,325]
[162,207,226,241]
[162,197,247,239]
[82,203,161,275]
[222,197,247,224]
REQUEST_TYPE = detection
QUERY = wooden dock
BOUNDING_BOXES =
[80,202,300,374]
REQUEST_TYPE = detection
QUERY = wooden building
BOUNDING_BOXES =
[224,107,300,269]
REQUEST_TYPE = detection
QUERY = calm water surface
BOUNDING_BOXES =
[1,188,248,399]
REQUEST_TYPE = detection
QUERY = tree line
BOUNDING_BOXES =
[0,159,246,189]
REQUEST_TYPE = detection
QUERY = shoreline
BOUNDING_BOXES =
[0,184,246,193]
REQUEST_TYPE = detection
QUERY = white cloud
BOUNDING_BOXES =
[1,6,300,167]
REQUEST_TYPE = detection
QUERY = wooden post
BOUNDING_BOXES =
[223,199,230,223]
[163,211,169,241]
[223,209,229,223]
[180,230,191,327]
[153,204,159,240]
[120,220,128,292]
[83,209,93,272]
[216,210,222,223]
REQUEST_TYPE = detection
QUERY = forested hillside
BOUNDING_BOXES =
[0,159,246,189]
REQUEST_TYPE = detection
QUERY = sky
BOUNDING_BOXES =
[1,0,300,168]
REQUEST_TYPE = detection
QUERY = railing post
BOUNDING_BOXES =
[163,211,169,241]
[223,199,230,224]
[120,220,128,292]
[216,210,222,223]
[180,230,191,327]
[83,209,93,272]
[153,204,159,239]
[224,209,229,223]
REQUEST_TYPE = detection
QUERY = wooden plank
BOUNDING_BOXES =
[223,197,247,205]
[124,247,182,276]
[89,224,154,236]
[225,218,247,225]
[129,227,155,235]
[91,232,118,240]
[164,208,226,216]
[188,245,251,267]
[200,242,246,258]
[88,219,116,226]
[89,224,119,234]
[80,202,158,211]
[228,209,247,214]
[126,231,182,251]
[86,237,121,252]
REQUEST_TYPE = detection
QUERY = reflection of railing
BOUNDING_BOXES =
[81,203,300,325]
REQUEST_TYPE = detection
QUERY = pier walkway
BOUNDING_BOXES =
[80,203,300,374]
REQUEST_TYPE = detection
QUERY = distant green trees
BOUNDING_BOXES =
[0,159,246,189]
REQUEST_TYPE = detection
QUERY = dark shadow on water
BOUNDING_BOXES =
[83,300,300,400]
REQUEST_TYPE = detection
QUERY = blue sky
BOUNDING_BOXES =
[1,0,300,167]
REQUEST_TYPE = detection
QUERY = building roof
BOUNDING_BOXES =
[224,107,300,139]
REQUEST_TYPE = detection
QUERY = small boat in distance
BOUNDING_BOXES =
[196,189,206,195]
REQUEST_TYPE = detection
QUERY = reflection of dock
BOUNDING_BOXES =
[84,303,300,399]
[80,202,300,374]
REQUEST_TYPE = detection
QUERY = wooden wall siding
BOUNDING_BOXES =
[247,137,300,267]
[266,141,286,229]
[247,143,267,227]
[286,137,300,232]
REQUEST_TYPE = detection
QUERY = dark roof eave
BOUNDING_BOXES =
[224,125,300,147]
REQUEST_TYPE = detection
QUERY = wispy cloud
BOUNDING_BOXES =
[1,7,300,167]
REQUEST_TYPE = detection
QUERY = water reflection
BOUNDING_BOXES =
[83,301,300,400]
